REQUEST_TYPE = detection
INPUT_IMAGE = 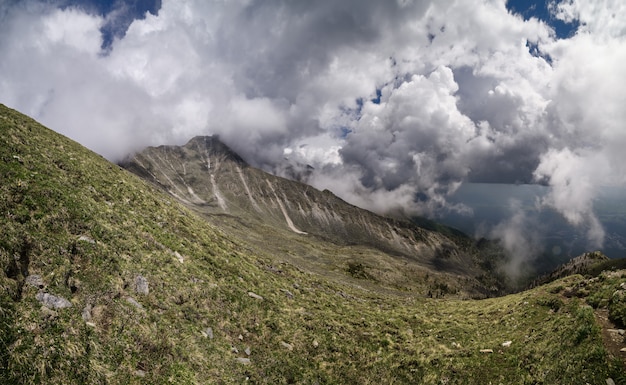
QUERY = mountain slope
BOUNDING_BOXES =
[122,136,506,297]
[1,104,624,384]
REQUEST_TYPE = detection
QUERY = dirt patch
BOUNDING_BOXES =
[594,308,626,367]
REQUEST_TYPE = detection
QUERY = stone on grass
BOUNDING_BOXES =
[280,341,294,351]
[480,349,493,353]
[126,296,143,310]
[202,327,214,339]
[25,275,44,288]
[247,292,264,300]
[501,341,512,348]
[36,292,72,309]
[78,235,95,244]
[235,357,251,365]
[82,304,92,321]
[134,275,149,295]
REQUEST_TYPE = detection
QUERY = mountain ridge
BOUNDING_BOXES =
[121,134,508,297]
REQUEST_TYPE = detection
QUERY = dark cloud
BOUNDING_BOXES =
[1,0,625,254]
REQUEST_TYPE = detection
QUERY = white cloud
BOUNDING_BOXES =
[490,199,544,277]
[42,7,103,53]
[534,148,609,248]
[553,0,626,38]
[0,0,625,252]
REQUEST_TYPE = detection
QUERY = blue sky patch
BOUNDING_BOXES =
[60,0,161,50]
[506,0,579,39]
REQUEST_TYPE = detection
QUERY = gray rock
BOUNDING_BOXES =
[235,357,251,365]
[36,292,72,309]
[25,275,44,288]
[202,327,214,339]
[245,347,251,356]
[134,275,149,295]
[125,296,143,309]
[280,341,294,351]
[247,292,264,300]
[78,235,95,244]
[606,378,616,385]
[82,304,93,321]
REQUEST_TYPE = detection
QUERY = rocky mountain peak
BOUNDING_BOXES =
[184,135,247,166]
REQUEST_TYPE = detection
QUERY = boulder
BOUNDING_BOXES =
[134,275,149,295]
[25,275,44,288]
[36,292,72,309]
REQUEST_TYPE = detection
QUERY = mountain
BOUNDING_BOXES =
[1,104,625,384]
[121,135,507,298]
[531,251,626,288]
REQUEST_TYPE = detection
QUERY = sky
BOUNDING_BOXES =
[1,0,626,260]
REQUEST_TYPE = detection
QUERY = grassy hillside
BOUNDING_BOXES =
[0,104,624,384]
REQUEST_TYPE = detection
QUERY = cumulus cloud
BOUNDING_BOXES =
[534,148,609,248]
[489,199,544,277]
[1,0,625,256]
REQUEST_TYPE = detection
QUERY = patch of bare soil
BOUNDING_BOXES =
[595,308,626,367]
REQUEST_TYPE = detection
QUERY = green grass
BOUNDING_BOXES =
[0,104,623,384]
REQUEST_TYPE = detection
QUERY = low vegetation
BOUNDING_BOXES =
[0,104,624,384]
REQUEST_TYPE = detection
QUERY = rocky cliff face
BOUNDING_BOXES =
[122,136,506,297]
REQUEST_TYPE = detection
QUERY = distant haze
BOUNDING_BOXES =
[1,0,626,260]
[439,184,626,266]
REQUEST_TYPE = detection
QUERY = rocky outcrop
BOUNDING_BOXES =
[36,292,72,309]
[530,251,611,288]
